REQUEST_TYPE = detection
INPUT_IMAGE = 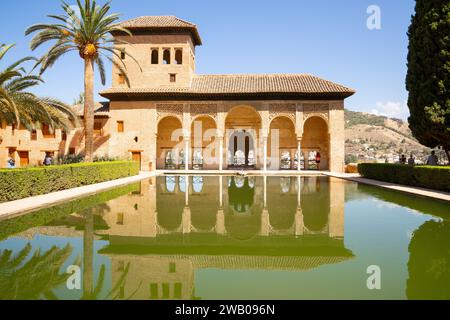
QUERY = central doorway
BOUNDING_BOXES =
[228,130,255,168]
[225,105,261,169]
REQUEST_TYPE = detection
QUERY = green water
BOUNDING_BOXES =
[0,175,449,300]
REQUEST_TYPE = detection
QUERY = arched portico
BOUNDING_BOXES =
[224,105,262,169]
[190,115,218,169]
[268,116,297,170]
[301,116,330,170]
[156,116,183,169]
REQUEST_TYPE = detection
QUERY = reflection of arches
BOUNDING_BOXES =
[269,116,296,170]
[267,176,296,230]
[157,116,183,169]
[225,105,261,168]
[192,176,204,193]
[228,177,255,214]
[156,180,184,231]
[190,177,218,231]
[165,176,176,193]
[301,176,329,232]
[190,116,218,169]
[302,116,329,170]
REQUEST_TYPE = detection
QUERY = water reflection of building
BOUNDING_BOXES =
[98,175,350,300]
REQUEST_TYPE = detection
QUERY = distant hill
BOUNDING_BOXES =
[344,109,430,164]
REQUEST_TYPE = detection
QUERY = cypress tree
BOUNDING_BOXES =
[406,0,450,163]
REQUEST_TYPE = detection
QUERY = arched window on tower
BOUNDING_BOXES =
[175,49,183,64]
[151,49,159,64]
[163,49,171,64]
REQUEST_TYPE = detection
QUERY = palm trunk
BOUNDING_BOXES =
[83,211,94,298]
[84,58,94,162]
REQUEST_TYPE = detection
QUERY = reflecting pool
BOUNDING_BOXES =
[0,176,449,300]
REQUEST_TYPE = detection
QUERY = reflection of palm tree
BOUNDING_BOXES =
[81,210,141,300]
[0,243,74,300]
[81,261,140,300]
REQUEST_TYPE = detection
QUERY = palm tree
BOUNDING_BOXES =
[0,43,75,130]
[26,0,138,162]
[0,243,75,300]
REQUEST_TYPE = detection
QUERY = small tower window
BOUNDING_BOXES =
[170,74,176,83]
[163,49,171,64]
[120,49,126,60]
[175,49,183,64]
[118,73,126,85]
[151,49,158,64]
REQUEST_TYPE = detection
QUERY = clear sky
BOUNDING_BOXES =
[0,0,415,119]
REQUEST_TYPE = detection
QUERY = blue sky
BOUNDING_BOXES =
[0,0,415,119]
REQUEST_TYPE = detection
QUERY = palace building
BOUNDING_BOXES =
[0,16,355,171]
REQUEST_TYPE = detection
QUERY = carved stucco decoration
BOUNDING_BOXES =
[189,104,218,120]
[268,104,296,123]
[156,104,184,123]
[302,104,329,123]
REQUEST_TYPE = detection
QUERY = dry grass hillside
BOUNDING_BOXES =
[344,109,431,164]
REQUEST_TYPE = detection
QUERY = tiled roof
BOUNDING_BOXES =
[119,15,196,28]
[192,74,354,94]
[100,74,355,99]
[117,15,202,45]
[72,102,110,117]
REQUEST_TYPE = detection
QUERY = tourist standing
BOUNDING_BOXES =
[43,153,53,166]
[408,154,415,166]
[426,151,438,166]
[7,155,15,169]
[315,152,321,170]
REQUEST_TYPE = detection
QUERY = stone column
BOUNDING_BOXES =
[294,207,304,236]
[219,176,223,207]
[184,137,190,171]
[263,136,268,171]
[260,208,270,236]
[216,209,225,235]
[184,175,189,206]
[328,177,345,239]
[263,175,267,208]
[328,102,345,173]
[219,136,224,171]
[182,206,191,234]
[297,138,302,171]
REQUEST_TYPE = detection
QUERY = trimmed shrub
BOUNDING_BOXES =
[0,161,139,203]
[358,163,450,192]
[0,183,139,240]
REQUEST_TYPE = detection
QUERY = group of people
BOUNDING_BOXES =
[6,153,54,169]
[399,151,439,166]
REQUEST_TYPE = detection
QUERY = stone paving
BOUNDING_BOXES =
[324,172,450,202]
[0,172,155,220]
[1,170,448,221]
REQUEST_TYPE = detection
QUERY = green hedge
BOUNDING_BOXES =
[0,183,139,240]
[0,161,140,203]
[358,163,450,192]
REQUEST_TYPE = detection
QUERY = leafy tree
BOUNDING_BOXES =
[0,44,75,130]
[26,0,139,162]
[407,220,450,299]
[406,0,450,163]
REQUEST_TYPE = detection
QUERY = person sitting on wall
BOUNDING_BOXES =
[7,155,15,169]
[426,151,438,166]
[315,152,321,170]
[408,154,415,166]
[43,153,53,166]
